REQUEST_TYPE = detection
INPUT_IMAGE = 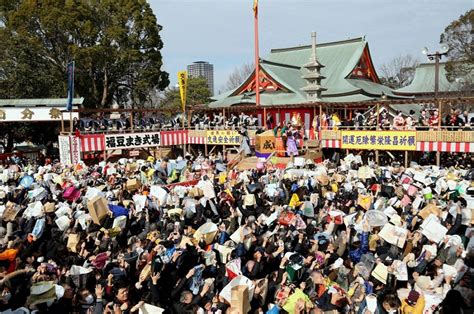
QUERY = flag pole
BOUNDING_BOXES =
[254,0,260,109]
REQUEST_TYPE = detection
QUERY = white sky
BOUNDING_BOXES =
[149,0,472,94]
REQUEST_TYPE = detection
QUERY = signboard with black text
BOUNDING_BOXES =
[104,132,161,150]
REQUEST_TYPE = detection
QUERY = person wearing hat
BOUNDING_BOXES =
[401,289,425,314]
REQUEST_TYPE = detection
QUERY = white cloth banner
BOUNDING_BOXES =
[104,132,161,150]
[58,136,72,165]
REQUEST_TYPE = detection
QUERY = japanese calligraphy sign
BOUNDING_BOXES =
[70,136,82,164]
[255,130,276,154]
[104,132,161,150]
[341,131,416,151]
[58,136,72,165]
[58,135,81,165]
[206,130,240,145]
[177,71,187,111]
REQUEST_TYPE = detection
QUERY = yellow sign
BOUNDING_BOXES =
[207,130,241,145]
[340,131,416,151]
[177,71,187,111]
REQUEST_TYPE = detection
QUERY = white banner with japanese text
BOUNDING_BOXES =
[58,136,72,165]
[104,132,161,150]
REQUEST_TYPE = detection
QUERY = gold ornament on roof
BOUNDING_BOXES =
[49,108,61,119]
[0,110,5,120]
[21,108,34,120]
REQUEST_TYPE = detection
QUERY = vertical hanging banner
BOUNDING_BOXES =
[178,71,187,111]
[58,135,81,165]
[58,136,72,165]
[66,61,75,112]
[70,136,82,164]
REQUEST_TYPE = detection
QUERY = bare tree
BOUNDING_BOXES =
[379,54,419,89]
[224,62,254,91]
[441,9,474,94]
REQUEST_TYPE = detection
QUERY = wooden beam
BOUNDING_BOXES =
[69,112,73,133]
[208,145,217,156]
[61,112,65,133]
[263,107,267,129]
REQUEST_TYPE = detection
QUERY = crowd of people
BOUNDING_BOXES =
[0,150,472,314]
[350,108,473,131]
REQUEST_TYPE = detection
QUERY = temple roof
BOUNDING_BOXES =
[209,37,409,108]
[0,98,84,108]
[396,63,458,94]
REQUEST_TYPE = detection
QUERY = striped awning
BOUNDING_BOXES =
[160,130,188,146]
[321,139,341,149]
[417,141,474,153]
[80,134,105,152]
[322,139,474,153]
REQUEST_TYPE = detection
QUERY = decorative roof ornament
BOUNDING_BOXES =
[301,31,327,102]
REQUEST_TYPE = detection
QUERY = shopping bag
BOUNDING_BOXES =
[230,285,250,314]
[357,194,372,211]
[289,193,301,208]
[87,196,110,225]
[278,211,296,226]
[243,194,256,207]
[126,178,141,192]
[286,264,303,283]
[407,185,418,197]
[193,222,218,245]
[418,203,441,219]
[63,186,81,202]
[67,234,80,252]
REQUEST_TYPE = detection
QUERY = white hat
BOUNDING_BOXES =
[446,235,462,248]
[415,275,432,291]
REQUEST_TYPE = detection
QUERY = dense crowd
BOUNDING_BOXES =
[0,152,472,314]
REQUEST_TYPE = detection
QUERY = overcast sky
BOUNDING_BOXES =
[149,0,471,94]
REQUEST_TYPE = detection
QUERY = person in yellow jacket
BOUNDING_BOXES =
[401,290,425,314]
[331,113,341,131]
